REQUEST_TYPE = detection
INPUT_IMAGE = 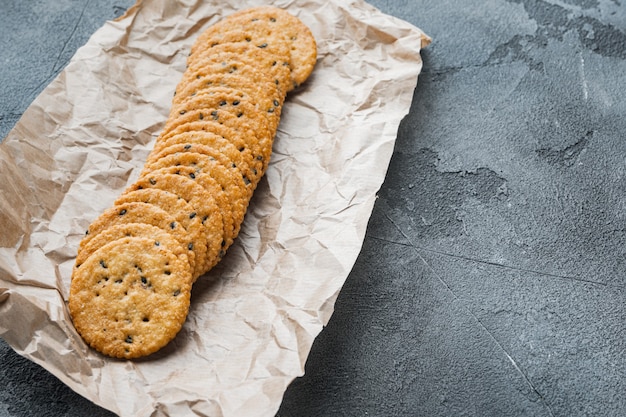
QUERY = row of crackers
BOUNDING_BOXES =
[68,6,317,359]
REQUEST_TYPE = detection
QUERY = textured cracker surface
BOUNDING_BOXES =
[69,237,192,359]
[130,171,224,273]
[145,152,249,239]
[114,189,209,276]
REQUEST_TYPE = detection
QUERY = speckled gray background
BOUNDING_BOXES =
[1,1,625,416]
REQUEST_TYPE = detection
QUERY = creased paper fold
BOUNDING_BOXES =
[0,0,429,415]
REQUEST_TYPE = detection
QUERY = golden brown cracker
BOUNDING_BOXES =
[157,109,265,185]
[145,141,237,177]
[230,6,317,87]
[142,165,235,249]
[188,40,290,80]
[152,128,239,162]
[191,7,316,89]
[167,89,272,173]
[145,151,250,242]
[186,115,266,185]
[127,171,224,274]
[172,71,283,135]
[79,201,196,275]
[168,86,244,120]
[183,41,288,86]
[172,85,280,144]
[75,222,189,272]
[69,236,192,359]
[149,128,257,188]
[114,189,209,279]
[180,50,292,96]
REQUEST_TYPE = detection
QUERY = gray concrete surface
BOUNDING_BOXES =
[1,0,625,416]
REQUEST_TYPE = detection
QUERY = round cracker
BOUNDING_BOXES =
[166,89,271,177]
[191,6,316,89]
[69,236,192,359]
[229,6,317,87]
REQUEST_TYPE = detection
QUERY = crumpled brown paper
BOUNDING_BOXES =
[0,0,429,415]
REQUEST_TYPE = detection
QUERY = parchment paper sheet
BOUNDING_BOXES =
[0,0,429,415]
